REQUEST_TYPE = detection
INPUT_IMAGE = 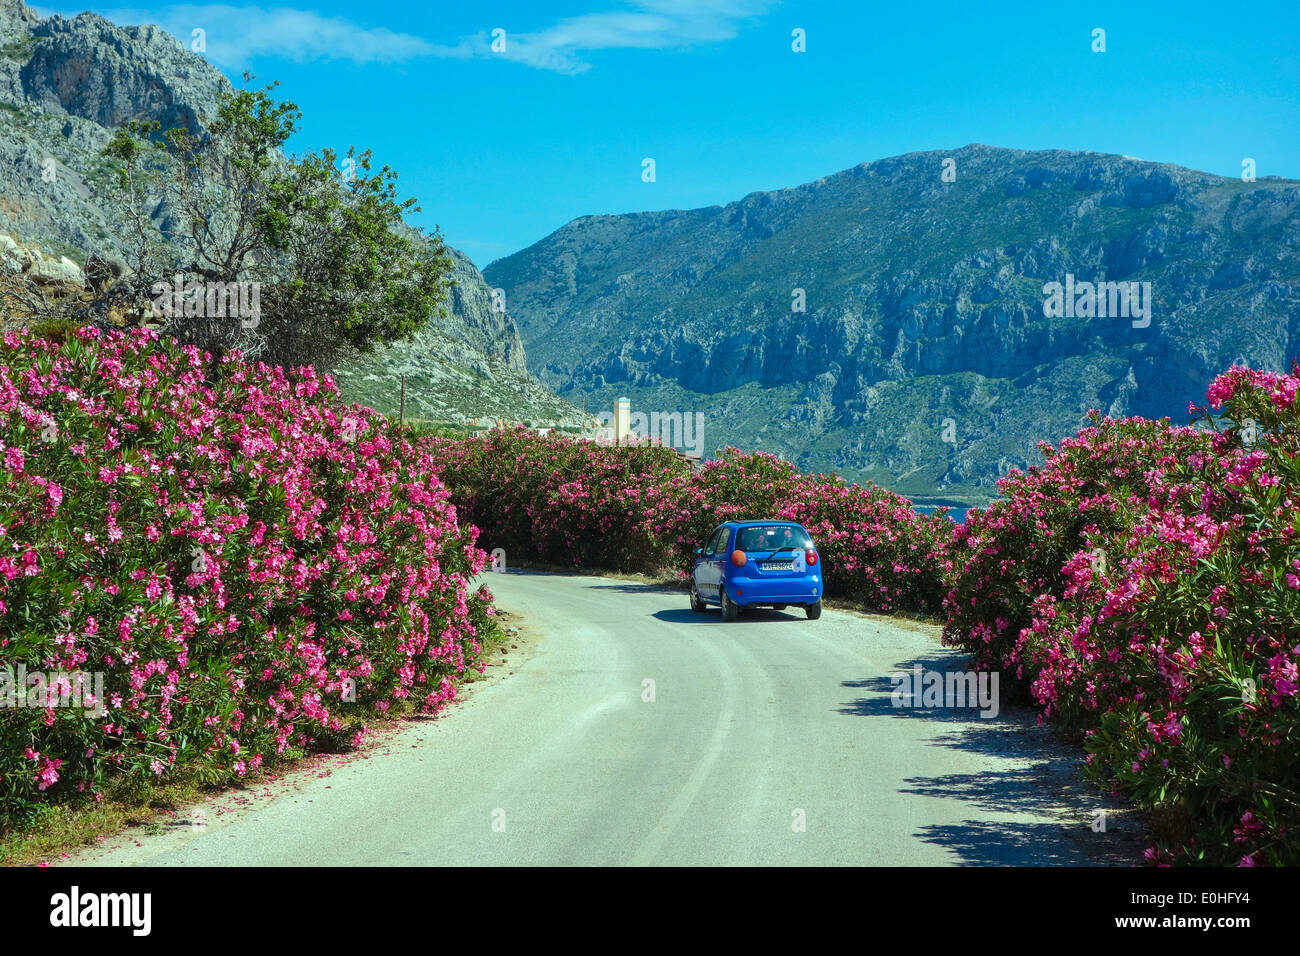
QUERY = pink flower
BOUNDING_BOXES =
[36,756,62,791]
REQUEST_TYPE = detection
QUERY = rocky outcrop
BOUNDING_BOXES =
[0,1,212,257]
[1,232,84,291]
[486,144,1300,496]
[22,11,228,134]
[25,251,83,289]
[443,246,527,373]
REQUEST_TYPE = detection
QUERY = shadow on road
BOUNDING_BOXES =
[910,820,1096,866]
[837,655,1139,866]
[837,655,985,724]
[652,607,806,624]
[588,581,679,595]
[901,766,1069,816]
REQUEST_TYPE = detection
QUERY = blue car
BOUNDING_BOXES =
[690,521,823,621]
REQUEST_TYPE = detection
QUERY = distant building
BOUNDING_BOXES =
[614,396,631,445]
[607,395,702,470]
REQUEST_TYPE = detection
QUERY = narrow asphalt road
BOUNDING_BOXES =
[65,570,1134,866]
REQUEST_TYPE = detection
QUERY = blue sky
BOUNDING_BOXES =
[35,1,1300,267]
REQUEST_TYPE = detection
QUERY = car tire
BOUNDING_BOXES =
[690,583,706,613]
[805,599,822,620]
[721,588,740,622]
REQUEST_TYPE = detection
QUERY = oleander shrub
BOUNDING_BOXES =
[0,327,496,829]
[944,368,1300,865]
[427,426,690,571]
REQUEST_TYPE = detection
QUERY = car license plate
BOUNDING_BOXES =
[764,561,794,571]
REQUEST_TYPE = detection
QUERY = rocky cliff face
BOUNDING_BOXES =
[1,1,225,256]
[22,9,227,134]
[443,245,526,372]
[0,0,587,426]
[485,144,1300,497]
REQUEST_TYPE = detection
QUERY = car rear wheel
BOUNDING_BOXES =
[805,599,822,620]
[721,588,740,622]
[690,583,706,613]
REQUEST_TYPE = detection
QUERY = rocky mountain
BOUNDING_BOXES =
[0,0,590,428]
[0,0,227,258]
[485,144,1300,500]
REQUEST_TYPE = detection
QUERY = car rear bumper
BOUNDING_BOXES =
[729,575,821,606]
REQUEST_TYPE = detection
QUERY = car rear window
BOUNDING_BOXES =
[736,525,812,551]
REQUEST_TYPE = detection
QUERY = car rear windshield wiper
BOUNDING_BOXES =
[758,545,801,559]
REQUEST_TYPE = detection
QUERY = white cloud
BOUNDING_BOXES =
[30,1,774,73]
[434,1,775,74]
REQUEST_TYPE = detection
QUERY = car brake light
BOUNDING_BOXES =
[806,549,818,566]
[731,550,747,567]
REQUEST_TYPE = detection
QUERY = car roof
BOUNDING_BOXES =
[727,520,806,528]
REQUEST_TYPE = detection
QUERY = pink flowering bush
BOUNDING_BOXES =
[431,432,949,614]
[944,367,1300,866]
[427,427,688,571]
[0,328,496,828]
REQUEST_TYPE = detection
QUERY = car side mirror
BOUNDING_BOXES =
[694,548,704,556]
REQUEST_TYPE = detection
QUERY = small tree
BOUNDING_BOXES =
[252,145,451,370]
[100,119,172,287]
[94,119,172,325]
[97,75,451,370]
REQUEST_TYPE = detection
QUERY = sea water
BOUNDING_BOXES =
[913,505,971,524]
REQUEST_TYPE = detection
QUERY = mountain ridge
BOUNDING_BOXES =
[485,143,1300,496]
